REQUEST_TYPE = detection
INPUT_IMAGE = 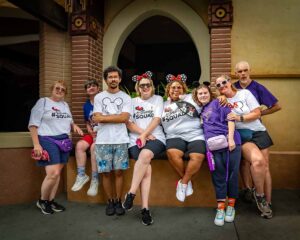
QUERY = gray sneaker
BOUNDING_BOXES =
[71,174,90,191]
[253,192,272,219]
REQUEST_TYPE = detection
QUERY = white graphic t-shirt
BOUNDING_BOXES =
[28,97,73,136]
[93,90,131,144]
[161,94,204,142]
[227,89,266,131]
[129,95,166,147]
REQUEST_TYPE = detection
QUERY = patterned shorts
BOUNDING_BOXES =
[95,144,129,173]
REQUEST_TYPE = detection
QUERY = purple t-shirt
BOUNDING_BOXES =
[201,99,241,146]
[234,80,278,108]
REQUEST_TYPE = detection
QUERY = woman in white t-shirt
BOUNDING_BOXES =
[161,74,206,203]
[216,75,273,219]
[122,72,166,226]
[28,80,83,215]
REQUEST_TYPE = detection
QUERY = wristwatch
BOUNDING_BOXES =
[240,115,244,122]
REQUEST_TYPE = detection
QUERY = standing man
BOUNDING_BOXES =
[93,66,131,216]
[234,61,281,209]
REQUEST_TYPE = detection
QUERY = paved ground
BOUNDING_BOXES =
[0,189,299,240]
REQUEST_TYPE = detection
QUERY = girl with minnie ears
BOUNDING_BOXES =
[122,71,166,226]
[161,73,206,203]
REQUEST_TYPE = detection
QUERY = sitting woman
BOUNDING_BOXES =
[29,80,83,215]
[193,84,241,226]
[122,72,166,226]
[216,75,273,219]
[161,74,205,202]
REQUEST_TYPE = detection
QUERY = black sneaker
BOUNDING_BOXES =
[241,188,254,203]
[36,199,54,215]
[141,208,153,226]
[122,192,135,211]
[105,199,115,216]
[115,198,125,216]
[49,200,66,212]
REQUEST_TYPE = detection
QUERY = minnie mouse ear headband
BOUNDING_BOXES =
[166,74,187,83]
[132,71,153,82]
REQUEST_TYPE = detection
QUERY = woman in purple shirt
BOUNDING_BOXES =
[193,84,241,227]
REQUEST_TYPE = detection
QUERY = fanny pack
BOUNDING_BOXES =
[43,136,73,153]
[207,135,228,151]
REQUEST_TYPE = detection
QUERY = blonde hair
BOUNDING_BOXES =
[134,78,155,97]
[192,84,215,106]
[50,80,68,95]
[216,75,237,92]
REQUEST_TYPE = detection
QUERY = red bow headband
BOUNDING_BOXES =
[166,74,187,83]
[132,71,153,82]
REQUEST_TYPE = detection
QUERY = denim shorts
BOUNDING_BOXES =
[95,144,129,173]
[250,131,273,150]
[129,139,166,160]
[37,134,70,167]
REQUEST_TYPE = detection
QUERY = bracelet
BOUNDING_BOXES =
[240,115,244,122]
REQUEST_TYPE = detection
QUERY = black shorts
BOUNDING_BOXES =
[129,139,166,160]
[250,131,273,150]
[166,138,206,155]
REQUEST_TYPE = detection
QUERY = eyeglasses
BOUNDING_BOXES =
[139,83,151,89]
[237,69,249,74]
[216,80,228,88]
[55,86,66,93]
[171,86,183,90]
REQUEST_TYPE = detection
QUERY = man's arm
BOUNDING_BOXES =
[93,112,130,123]
[261,102,282,116]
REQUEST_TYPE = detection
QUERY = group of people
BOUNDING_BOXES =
[28,61,281,227]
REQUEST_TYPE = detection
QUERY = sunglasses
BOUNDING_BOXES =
[139,83,151,89]
[55,86,66,93]
[216,80,228,88]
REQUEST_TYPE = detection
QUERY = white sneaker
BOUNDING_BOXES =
[176,179,187,202]
[186,180,193,196]
[214,209,225,226]
[225,206,235,222]
[87,179,99,196]
[71,174,90,191]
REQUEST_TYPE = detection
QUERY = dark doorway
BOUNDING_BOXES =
[117,16,201,96]
[0,7,39,131]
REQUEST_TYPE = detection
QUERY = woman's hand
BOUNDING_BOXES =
[138,133,147,148]
[228,138,236,151]
[73,124,84,136]
[217,95,227,106]
[146,134,156,141]
[33,143,43,157]
[227,112,239,121]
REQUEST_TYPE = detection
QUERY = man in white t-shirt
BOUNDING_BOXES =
[93,66,131,216]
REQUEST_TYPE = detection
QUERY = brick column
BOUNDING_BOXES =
[208,0,233,90]
[69,11,103,141]
[39,23,71,102]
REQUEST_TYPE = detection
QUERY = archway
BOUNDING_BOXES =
[117,15,200,95]
[103,0,210,90]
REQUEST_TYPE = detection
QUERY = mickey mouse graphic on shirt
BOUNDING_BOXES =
[102,97,123,114]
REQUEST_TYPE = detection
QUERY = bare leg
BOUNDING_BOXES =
[182,153,205,184]
[129,149,153,194]
[90,143,98,173]
[140,165,152,209]
[102,172,113,199]
[240,159,253,189]
[242,142,266,195]
[261,148,272,203]
[75,140,90,168]
[114,170,124,199]
[41,164,64,200]
[167,149,185,178]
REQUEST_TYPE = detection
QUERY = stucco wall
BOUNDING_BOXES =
[232,0,300,151]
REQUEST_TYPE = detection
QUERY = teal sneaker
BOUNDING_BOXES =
[214,209,225,226]
[225,206,235,222]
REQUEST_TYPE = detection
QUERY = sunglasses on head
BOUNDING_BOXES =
[216,80,228,88]
[139,83,151,89]
[55,86,66,92]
